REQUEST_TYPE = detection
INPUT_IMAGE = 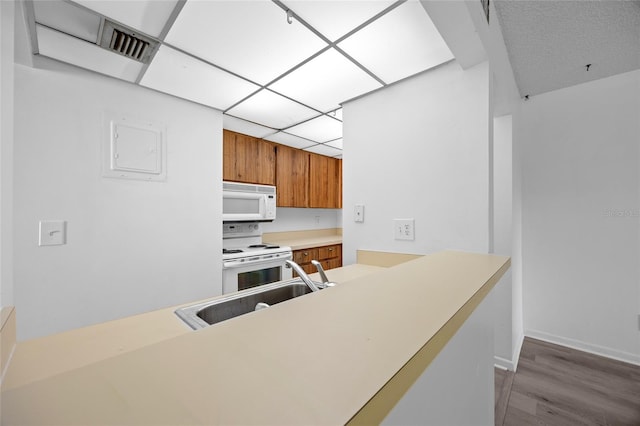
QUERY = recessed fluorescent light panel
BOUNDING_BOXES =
[71,0,178,38]
[36,24,143,82]
[34,0,101,43]
[226,89,319,130]
[164,0,328,85]
[305,144,343,157]
[270,48,382,112]
[140,45,260,110]
[286,115,342,143]
[264,132,315,150]
[223,115,278,140]
[338,1,454,83]
[281,0,396,42]
[325,139,343,150]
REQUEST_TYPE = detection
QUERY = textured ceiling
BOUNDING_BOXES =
[494,0,640,97]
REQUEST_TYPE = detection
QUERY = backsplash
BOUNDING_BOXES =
[261,207,342,233]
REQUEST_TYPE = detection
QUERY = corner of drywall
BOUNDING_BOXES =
[1,0,16,309]
[13,0,34,68]
[465,0,520,116]
[494,328,523,372]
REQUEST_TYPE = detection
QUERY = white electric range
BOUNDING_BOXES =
[222,222,293,294]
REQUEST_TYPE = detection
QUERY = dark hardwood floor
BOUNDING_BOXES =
[495,337,640,426]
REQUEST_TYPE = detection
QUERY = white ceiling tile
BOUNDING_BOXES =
[226,90,319,129]
[36,24,143,82]
[325,138,343,150]
[70,0,178,38]
[286,115,342,143]
[338,0,453,84]
[165,1,328,85]
[223,115,278,139]
[270,48,382,112]
[265,132,315,150]
[282,0,395,41]
[140,45,259,110]
[34,0,101,43]
[140,46,260,110]
[304,144,343,157]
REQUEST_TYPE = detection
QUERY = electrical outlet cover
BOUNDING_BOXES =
[394,218,415,241]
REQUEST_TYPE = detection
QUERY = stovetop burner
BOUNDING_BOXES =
[248,244,280,249]
[223,248,243,254]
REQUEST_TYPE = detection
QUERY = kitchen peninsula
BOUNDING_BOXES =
[2,251,509,425]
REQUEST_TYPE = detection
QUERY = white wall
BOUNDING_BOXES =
[382,288,495,425]
[517,69,640,364]
[492,115,521,369]
[342,60,489,265]
[14,57,223,340]
[262,207,341,233]
[0,0,15,309]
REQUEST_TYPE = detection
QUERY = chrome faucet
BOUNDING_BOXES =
[311,260,337,288]
[285,260,320,292]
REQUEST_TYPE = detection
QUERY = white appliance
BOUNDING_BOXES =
[222,222,293,294]
[223,181,276,223]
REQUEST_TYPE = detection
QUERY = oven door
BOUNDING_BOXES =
[222,253,293,294]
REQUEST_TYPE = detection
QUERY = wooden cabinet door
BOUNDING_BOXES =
[337,159,343,209]
[309,153,340,208]
[276,145,309,207]
[223,130,275,185]
[318,244,341,261]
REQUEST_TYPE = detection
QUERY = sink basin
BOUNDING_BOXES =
[175,279,318,330]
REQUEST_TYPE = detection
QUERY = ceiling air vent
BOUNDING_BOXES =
[99,20,158,64]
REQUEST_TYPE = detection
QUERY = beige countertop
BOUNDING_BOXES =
[1,252,509,425]
[262,228,342,250]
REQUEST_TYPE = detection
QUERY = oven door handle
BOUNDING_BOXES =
[223,252,292,269]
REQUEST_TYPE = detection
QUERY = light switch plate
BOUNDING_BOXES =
[354,204,364,222]
[39,220,67,246]
[394,218,415,241]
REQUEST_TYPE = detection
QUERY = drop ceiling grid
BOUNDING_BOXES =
[30,0,456,155]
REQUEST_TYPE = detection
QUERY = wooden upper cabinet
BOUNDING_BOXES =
[338,158,343,209]
[223,129,342,209]
[276,144,309,207]
[309,153,341,209]
[223,130,276,185]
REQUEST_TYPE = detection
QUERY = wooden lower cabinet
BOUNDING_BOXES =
[292,244,342,277]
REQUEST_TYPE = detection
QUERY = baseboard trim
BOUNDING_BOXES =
[494,356,514,371]
[525,329,640,367]
[494,333,525,372]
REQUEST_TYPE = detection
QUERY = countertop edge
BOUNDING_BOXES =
[262,235,342,251]
[347,255,511,424]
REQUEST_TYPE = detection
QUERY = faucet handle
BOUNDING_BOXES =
[311,260,337,287]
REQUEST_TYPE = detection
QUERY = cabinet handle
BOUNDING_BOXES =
[303,252,308,256]
[328,248,333,252]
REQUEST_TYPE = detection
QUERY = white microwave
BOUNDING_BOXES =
[222,181,276,222]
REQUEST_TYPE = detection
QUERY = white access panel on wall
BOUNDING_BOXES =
[103,112,167,181]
